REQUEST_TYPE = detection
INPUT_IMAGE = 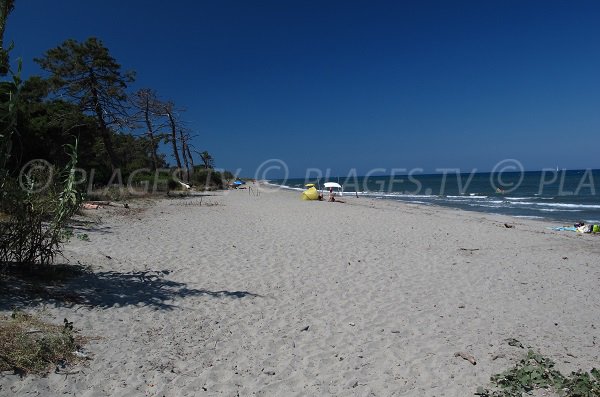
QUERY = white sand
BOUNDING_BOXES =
[2,185,599,396]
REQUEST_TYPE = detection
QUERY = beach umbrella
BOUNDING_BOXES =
[323,182,342,188]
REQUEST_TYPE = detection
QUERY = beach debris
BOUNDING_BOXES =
[349,322,355,326]
[506,338,524,349]
[55,367,80,376]
[55,359,80,375]
[454,351,476,365]
[459,248,479,252]
[262,368,276,375]
[64,319,73,330]
[73,350,90,359]
[504,223,514,228]
[300,325,310,332]
[491,353,505,360]
[390,330,401,334]
[458,304,465,309]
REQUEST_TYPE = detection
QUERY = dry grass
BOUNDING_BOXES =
[0,311,85,375]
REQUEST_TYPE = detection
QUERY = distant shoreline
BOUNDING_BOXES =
[264,169,600,224]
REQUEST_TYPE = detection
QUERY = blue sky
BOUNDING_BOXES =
[6,0,600,178]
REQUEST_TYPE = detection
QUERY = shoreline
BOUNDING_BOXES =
[264,180,600,226]
[1,186,599,396]
[263,181,599,236]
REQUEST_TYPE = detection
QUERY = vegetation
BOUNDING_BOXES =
[0,0,14,75]
[476,350,600,397]
[0,141,83,266]
[129,88,165,171]
[34,37,135,171]
[198,150,214,169]
[2,3,232,188]
[0,311,84,375]
[190,167,224,190]
[0,1,81,270]
[5,38,233,186]
[1,1,236,269]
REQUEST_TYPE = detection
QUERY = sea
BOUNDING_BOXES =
[268,169,600,224]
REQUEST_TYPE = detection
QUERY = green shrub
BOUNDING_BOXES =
[476,349,600,397]
[190,167,223,190]
[0,141,83,266]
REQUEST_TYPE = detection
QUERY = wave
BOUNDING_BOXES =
[511,202,600,209]
[539,208,583,212]
[364,193,438,199]
[446,195,488,199]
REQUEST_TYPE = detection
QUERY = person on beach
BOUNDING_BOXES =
[328,187,335,202]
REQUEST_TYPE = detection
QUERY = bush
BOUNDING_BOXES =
[190,167,223,190]
[476,349,600,396]
[0,142,83,266]
[167,178,180,191]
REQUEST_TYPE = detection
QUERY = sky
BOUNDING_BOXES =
[5,0,600,178]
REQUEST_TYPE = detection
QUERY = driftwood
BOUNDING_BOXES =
[454,351,476,365]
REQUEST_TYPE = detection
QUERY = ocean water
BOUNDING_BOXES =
[269,170,600,224]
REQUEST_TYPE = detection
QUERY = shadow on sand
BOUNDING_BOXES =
[0,264,260,311]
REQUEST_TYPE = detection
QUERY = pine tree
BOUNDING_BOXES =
[35,37,135,170]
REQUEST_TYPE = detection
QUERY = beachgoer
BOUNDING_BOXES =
[328,187,335,202]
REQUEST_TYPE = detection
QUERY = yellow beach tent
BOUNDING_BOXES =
[301,184,320,200]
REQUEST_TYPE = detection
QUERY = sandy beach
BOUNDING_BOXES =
[1,184,599,396]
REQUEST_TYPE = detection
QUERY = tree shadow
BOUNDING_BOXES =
[0,264,260,311]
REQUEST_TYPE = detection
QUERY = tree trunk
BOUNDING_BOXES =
[179,130,190,182]
[166,110,182,173]
[185,141,194,169]
[89,70,118,170]
[143,95,159,170]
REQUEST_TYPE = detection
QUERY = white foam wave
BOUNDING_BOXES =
[512,202,600,209]
[539,208,582,212]
[506,197,534,201]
